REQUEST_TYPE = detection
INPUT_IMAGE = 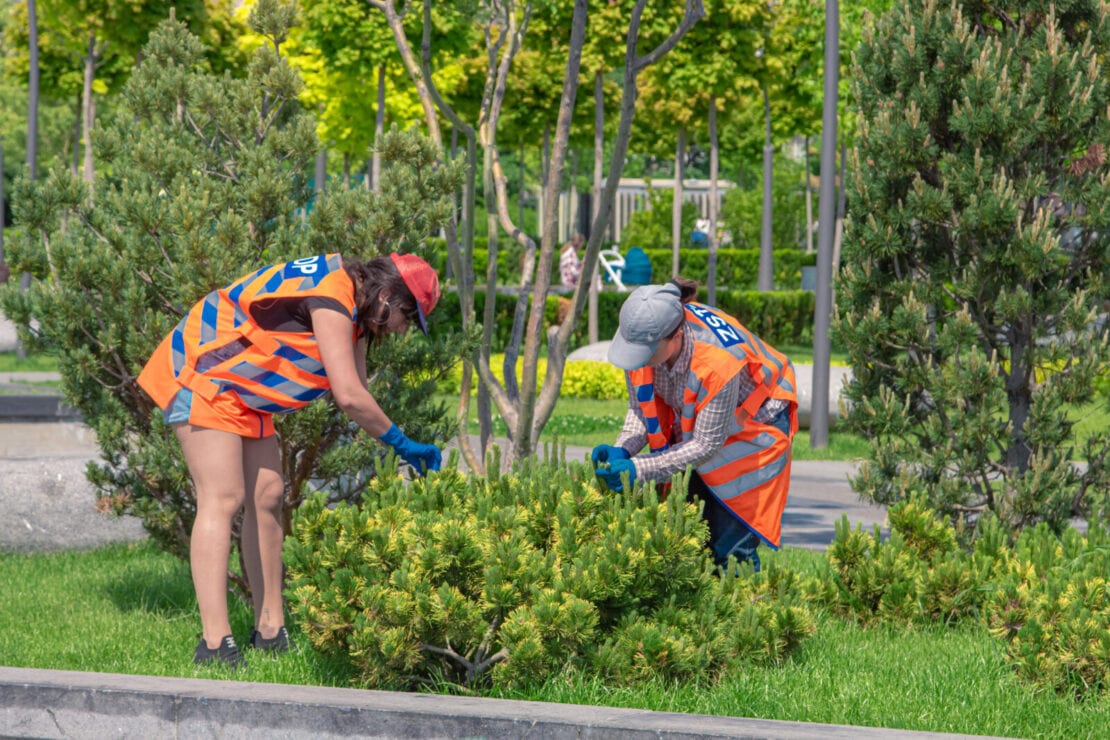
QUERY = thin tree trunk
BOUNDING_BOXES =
[372,64,385,192]
[535,0,706,438]
[707,96,719,305]
[589,69,603,344]
[71,94,81,175]
[82,33,99,185]
[26,0,39,182]
[804,134,814,254]
[758,83,774,291]
[315,149,326,194]
[0,136,6,274]
[342,154,351,188]
[672,128,686,278]
[518,141,525,229]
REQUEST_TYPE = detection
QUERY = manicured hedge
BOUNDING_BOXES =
[426,238,817,292]
[431,288,815,350]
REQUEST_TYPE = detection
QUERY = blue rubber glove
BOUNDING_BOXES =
[597,458,636,492]
[378,424,442,475]
[591,444,630,468]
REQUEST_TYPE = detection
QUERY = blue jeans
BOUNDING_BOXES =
[687,472,761,573]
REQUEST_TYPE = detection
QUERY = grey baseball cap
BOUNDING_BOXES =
[607,283,685,370]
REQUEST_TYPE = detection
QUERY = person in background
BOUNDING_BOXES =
[592,278,798,572]
[137,252,442,667]
[559,233,585,287]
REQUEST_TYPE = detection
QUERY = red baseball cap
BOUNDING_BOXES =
[389,253,440,334]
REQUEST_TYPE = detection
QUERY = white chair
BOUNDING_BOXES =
[597,247,627,291]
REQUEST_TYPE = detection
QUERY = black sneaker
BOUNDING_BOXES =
[249,626,291,653]
[193,634,243,669]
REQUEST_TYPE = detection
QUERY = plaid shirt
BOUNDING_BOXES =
[615,328,788,482]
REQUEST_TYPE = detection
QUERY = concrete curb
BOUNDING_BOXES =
[0,667,995,740]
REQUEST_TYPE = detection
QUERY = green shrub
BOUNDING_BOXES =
[984,522,1110,699]
[284,457,815,691]
[638,248,815,291]
[819,496,1110,697]
[438,356,626,401]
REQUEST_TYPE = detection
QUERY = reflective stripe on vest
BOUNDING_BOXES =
[169,254,354,412]
[628,303,798,548]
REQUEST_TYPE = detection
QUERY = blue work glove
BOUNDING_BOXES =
[378,424,442,475]
[591,444,630,468]
[596,458,637,493]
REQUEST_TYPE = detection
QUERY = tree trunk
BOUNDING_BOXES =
[758,83,774,291]
[534,0,706,441]
[71,94,81,175]
[26,0,39,182]
[589,69,603,344]
[672,127,686,278]
[707,96,719,305]
[342,153,351,188]
[377,0,705,463]
[82,33,98,185]
[804,134,813,254]
[371,64,385,192]
[315,149,326,194]
[518,141,525,230]
[0,136,6,274]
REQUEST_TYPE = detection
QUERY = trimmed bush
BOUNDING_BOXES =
[815,497,1110,698]
[284,457,815,691]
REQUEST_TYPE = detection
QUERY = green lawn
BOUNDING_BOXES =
[0,540,1105,738]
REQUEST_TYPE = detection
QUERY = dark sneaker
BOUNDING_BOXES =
[193,634,243,669]
[249,626,291,653]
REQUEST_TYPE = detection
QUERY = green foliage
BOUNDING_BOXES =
[837,0,1110,533]
[636,247,815,291]
[438,356,626,401]
[285,457,814,691]
[720,154,813,252]
[619,186,699,251]
[0,8,465,588]
[820,496,1110,698]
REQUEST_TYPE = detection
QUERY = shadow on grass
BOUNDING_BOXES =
[102,557,195,618]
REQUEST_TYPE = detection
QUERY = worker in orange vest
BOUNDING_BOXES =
[593,279,798,572]
[138,253,440,667]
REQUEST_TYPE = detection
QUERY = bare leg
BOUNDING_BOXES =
[240,435,286,638]
[175,424,246,648]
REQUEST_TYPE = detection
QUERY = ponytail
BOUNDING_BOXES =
[669,277,699,303]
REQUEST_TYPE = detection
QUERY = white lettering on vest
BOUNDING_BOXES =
[686,304,743,347]
[291,256,320,275]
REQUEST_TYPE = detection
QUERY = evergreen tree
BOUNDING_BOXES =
[0,1,465,590]
[838,1,1110,533]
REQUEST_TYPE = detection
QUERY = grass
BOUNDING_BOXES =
[1,539,1106,738]
[0,351,59,373]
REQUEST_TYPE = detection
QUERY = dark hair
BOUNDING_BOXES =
[344,256,420,343]
[670,277,699,303]
[664,277,699,339]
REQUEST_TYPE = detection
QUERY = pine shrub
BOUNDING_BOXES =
[821,496,1110,697]
[839,0,1110,534]
[0,6,466,589]
[284,457,815,691]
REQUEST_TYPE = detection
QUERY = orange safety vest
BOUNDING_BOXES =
[138,254,356,414]
[628,302,798,548]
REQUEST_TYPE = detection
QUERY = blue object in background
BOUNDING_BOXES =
[622,247,653,285]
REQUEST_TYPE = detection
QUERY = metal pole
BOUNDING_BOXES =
[810,0,839,448]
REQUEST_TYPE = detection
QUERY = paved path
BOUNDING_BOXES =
[0,419,883,554]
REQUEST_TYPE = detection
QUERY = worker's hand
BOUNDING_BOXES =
[596,458,636,492]
[378,424,442,476]
[591,444,630,468]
